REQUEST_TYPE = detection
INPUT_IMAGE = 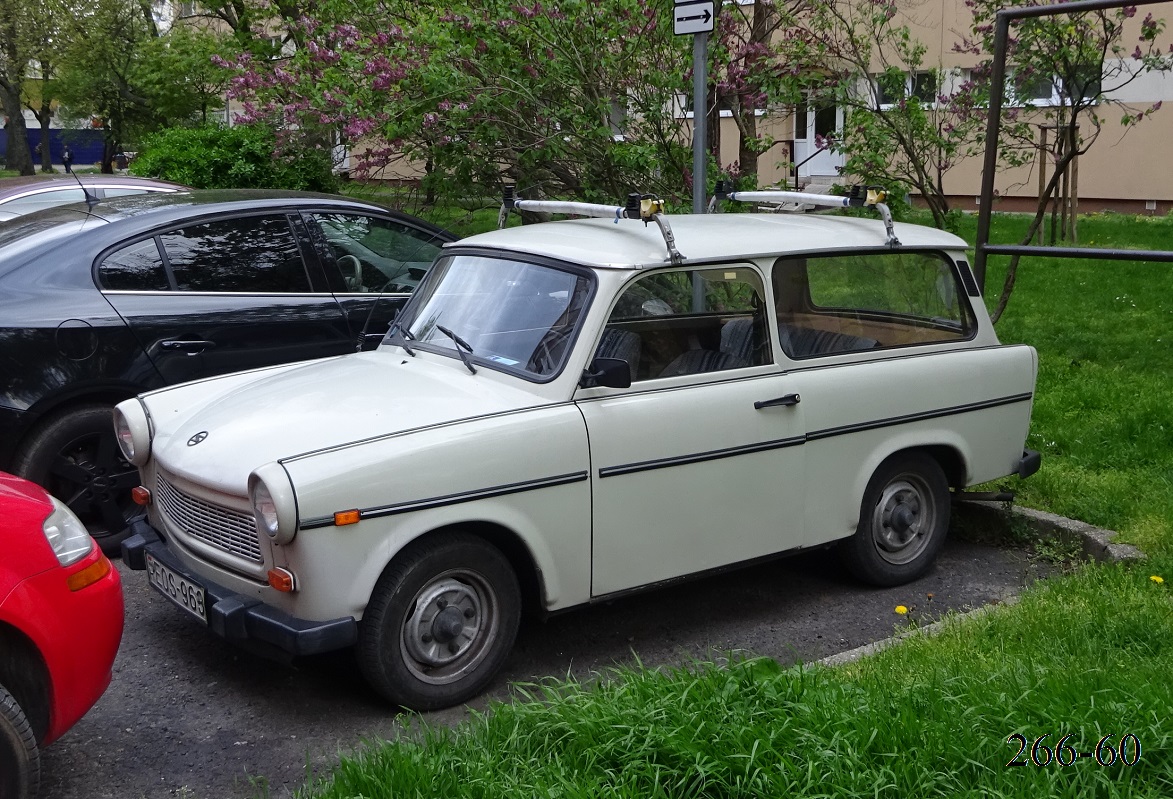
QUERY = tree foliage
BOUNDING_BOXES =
[0,0,37,174]
[762,0,989,229]
[130,123,338,190]
[219,0,693,206]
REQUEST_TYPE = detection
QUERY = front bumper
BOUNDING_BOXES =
[122,519,357,658]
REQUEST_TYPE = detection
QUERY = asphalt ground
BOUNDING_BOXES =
[41,518,1054,799]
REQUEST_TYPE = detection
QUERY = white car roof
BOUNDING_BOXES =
[455,213,970,270]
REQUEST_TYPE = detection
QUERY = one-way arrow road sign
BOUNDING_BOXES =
[674,0,715,35]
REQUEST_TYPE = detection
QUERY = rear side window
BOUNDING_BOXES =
[160,215,311,293]
[99,239,170,291]
[773,251,973,358]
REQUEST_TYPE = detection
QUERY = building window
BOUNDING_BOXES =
[875,70,939,109]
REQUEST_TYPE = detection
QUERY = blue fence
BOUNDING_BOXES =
[0,128,107,167]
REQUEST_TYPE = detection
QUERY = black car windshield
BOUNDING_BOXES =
[390,253,593,379]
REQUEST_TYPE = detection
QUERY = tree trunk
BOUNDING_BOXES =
[102,137,118,174]
[38,103,52,172]
[1,79,34,175]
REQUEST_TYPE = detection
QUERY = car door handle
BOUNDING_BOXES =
[160,339,216,352]
[754,393,800,410]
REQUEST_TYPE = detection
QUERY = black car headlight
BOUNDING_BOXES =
[112,399,152,466]
[249,463,299,545]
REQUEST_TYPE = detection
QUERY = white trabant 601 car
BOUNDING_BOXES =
[117,188,1040,710]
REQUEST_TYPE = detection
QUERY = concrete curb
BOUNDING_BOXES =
[817,503,1143,668]
[959,500,1146,563]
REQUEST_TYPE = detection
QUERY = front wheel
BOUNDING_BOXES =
[839,452,951,587]
[358,533,521,711]
[12,405,142,555]
[0,685,39,799]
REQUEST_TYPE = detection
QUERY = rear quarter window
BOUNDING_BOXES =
[773,251,974,359]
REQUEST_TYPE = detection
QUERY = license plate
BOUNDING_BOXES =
[145,552,207,623]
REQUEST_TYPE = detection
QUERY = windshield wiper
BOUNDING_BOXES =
[436,325,477,374]
[388,324,416,356]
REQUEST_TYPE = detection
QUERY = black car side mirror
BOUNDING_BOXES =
[580,357,632,389]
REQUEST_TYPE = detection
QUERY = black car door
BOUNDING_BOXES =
[99,212,353,385]
[301,211,449,349]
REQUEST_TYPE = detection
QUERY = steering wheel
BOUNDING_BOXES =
[338,254,363,292]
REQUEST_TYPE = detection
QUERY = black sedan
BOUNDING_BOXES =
[0,189,454,551]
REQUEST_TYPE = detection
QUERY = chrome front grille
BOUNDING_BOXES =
[156,476,263,563]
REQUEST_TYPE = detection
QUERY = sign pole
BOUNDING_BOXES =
[674,0,714,214]
[692,31,707,214]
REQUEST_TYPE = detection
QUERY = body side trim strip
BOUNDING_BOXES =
[599,435,806,478]
[805,392,1034,441]
[300,470,589,529]
[599,392,1033,477]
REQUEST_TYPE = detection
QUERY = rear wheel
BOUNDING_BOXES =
[0,685,39,799]
[12,405,142,555]
[358,533,521,711]
[839,452,951,586]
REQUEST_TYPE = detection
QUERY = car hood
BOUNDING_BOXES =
[149,351,550,494]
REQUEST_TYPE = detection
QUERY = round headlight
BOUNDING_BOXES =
[112,399,152,466]
[248,463,299,545]
[43,496,94,566]
[113,407,135,461]
[251,481,279,538]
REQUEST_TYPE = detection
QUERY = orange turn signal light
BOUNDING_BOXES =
[67,555,112,592]
[267,568,296,593]
[131,486,152,505]
[334,509,361,526]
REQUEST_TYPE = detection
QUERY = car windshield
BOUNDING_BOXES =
[391,253,594,379]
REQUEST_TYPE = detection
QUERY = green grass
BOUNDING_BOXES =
[301,556,1173,798]
[963,212,1173,555]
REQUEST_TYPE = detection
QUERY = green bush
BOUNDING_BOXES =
[130,124,339,192]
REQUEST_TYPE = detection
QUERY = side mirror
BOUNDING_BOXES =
[579,357,632,389]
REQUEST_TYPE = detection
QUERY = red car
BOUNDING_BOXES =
[0,471,124,798]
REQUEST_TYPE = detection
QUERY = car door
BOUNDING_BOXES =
[100,212,353,385]
[575,264,807,597]
[302,211,450,349]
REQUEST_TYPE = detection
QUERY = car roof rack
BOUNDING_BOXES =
[498,186,685,265]
[710,182,902,247]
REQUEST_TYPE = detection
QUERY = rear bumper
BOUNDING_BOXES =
[0,545,124,745]
[122,520,357,658]
[1016,449,1042,479]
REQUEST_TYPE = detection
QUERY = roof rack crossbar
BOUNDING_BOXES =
[498,186,684,264]
[712,182,901,247]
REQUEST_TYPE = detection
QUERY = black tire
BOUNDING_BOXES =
[358,533,521,711]
[12,404,142,555]
[0,685,39,799]
[839,452,951,587]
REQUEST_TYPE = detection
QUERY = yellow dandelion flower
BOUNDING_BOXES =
[1151,575,1165,584]
[895,605,909,615]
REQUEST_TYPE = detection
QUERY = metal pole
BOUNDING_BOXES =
[692,32,708,215]
[973,13,1010,292]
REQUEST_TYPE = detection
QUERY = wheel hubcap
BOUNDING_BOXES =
[872,476,937,565]
[402,573,497,685]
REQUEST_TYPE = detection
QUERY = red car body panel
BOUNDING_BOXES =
[0,471,124,745]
